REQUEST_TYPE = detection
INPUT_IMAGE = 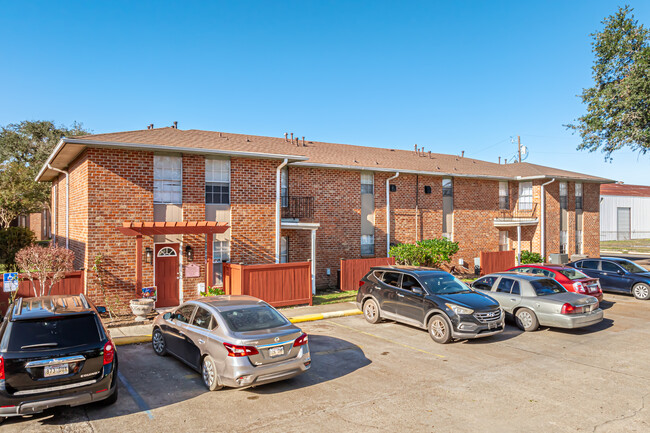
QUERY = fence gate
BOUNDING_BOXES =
[479,251,516,276]
[340,257,396,291]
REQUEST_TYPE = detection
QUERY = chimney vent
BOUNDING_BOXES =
[284,132,288,142]
[302,136,306,147]
[173,121,178,129]
[414,144,418,154]
[461,150,465,157]
[428,151,431,158]
[290,132,294,142]
[498,157,501,164]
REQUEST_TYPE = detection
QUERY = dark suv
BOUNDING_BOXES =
[0,295,118,422]
[356,266,504,343]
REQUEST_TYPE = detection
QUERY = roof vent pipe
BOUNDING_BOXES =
[428,151,432,158]
[302,136,306,147]
[173,121,178,129]
[414,144,418,154]
[461,151,465,157]
[291,132,294,142]
[498,157,501,164]
[284,132,288,142]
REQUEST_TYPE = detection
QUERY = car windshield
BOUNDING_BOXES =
[220,305,288,332]
[530,279,567,296]
[8,315,102,351]
[558,267,589,280]
[617,260,647,273]
[418,273,472,294]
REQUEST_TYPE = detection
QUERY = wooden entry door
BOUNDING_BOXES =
[155,243,180,307]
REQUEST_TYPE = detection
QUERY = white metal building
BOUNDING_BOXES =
[600,183,650,241]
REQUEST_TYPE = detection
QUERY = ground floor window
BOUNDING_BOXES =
[212,239,230,286]
[280,236,289,263]
[361,235,375,256]
[499,231,509,251]
[575,230,583,254]
[560,231,568,254]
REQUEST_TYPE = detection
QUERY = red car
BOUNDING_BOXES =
[507,264,604,302]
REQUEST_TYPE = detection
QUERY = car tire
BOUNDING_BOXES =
[632,283,650,300]
[202,355,223,391]
[428,314,452,344]
[515,308,539,332]
[152,328,167,356]
[101,382,118,406]
[363,298,381,324]
[0,417,5,424]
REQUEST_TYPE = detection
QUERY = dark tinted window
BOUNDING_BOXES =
[220,306,288,332]
[174,305,196,323]
[497,278,515,293]
[401,275,422,291]
[381,272,401,287]
[8,315,101,351]
[617,260,647,273]
[602,261,622,272]
[473,276,497,290]
[515,267,531,274]
[192,307,214,330]
[530,279,567,296]
[580,260,599,270]
[419,274,471,294]
[558,268,588,280]
[511,281,521,295]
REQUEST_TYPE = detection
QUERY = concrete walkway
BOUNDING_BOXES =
[112,301,361,346]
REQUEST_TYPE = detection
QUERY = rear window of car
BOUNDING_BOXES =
[530,279,567,296]
[558,268,588,280]
[8,314,102,351]
[580,260,599,270]
[220,306,288,332]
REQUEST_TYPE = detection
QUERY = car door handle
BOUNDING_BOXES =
[198,339,205,344]
[397,293,404,297]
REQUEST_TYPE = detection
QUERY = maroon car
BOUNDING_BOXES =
[507,264,603,302]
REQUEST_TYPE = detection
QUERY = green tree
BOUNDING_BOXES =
[0,120,89,227]
[389,238,459,268]
[567,6,650,159]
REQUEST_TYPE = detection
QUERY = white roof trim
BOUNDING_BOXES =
[281,221,321,230]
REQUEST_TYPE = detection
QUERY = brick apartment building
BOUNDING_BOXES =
[36,127,610,311]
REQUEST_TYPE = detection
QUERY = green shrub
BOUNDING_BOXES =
[201,286,225,297]
[0,227,36,266]
[520,250,543,264]
[390,238,460,267]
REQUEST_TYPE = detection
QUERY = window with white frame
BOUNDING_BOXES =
[361,235,374,255]
[361,172,374,194]
[213,239,230,263]
[280,167,289,207]
[518,182,533,211]
[442,178,453,197]
[559,181,568,209]
[280,236,289,263]
[575,182,583,210]
[499,231,509,251]
[499,181,509,210]
[205,159,230,205]
[560,230,568,254]
[154,155,182,204]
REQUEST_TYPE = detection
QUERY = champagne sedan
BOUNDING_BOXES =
[151,296,311,390]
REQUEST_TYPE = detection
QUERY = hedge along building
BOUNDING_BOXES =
[36,126,611,312]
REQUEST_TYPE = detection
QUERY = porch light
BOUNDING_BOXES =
[144,247,153,264]
[185,245,194,262]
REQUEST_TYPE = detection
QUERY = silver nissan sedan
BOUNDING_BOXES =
[151,295,311,390]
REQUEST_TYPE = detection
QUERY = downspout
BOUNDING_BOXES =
[386,172,400,256]
[540,178,556,261]
[275,159,288,263]
[48,165,69,249]
[52,181,57,246]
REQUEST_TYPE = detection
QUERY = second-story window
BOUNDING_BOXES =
[281,167,288,207]
[205,159,230,205]
[575,182,583,210]
[154,155,182,204]
[361,172,374,194]
[442,178,453,197]
[518,181,533,211]
[559,181,568,209]
[499,181,509,210]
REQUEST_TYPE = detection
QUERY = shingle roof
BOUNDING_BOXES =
[40,127,612,182]
[601,183,650,197]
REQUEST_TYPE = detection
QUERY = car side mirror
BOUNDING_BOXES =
[617,269,625,275]
[412,287,424,295]
[96,306,107,314]
[163,312,172,320]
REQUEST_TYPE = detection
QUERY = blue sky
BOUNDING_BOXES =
[1,1,648,184]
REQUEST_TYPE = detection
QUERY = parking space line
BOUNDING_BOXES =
[118,371,154,420]
[329,321,445,358]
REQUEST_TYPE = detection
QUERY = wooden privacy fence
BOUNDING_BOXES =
[340,257,396,291]
[479,250,516,276]
[0,271,85,313]
[222,262,312,307]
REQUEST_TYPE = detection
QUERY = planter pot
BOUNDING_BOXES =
[130,298,155,321]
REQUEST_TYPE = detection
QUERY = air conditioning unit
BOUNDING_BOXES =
[548,253,569,265]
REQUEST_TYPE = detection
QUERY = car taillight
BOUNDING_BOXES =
[596,280,602,290]
[359,280,365,287]
[103,341,115,365]
[0,356,4,380]
[223,342,259,357]
[561,303,578,314]
[293,333,308,347]
[573,282,586,294]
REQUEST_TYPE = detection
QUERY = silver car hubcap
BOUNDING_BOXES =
[203,359,215,387]
[431,319,446,339]
[153,332,165,353]
[365,302,377,319]
[519,312,533,329]
[635,284,649,299]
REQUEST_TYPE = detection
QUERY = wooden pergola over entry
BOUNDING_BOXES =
[118,221,229,292]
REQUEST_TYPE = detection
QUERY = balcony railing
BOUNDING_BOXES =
[281,196,314,219]
[498,202,537,220]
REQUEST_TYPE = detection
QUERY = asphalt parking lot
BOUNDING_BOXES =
[3,293,649,433]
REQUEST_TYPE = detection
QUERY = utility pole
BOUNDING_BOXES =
[517,135,521,163]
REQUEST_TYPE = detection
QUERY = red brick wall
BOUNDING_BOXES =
[181,154,206,301]
[583,182,600,257]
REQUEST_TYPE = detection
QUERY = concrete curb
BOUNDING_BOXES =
[114,335,152,346]
[288,309,362,323]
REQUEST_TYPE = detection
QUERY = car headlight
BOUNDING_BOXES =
[445,303,474,315]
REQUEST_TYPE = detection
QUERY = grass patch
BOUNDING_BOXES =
[313,291,358,306]
[602,238,650,253]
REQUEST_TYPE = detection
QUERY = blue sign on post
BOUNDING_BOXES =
[3,273,19,293]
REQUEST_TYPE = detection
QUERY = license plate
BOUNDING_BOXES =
[44,364,69,377]
[488,321,497,329]
[268,346,284,357]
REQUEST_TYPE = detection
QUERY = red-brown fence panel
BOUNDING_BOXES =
[0,271,85,314]
[479,251,516,276]
[222,262,311,307]
[340,257,396,291]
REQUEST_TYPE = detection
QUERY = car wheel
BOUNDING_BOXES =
[0,417,5,424]
[632,283,650,300]
[428,314,452,344]
[202,355,223,391]
[515,308,539,332]
[152,329,167,356]
[101,382,118,405]
[363,299,381,324]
